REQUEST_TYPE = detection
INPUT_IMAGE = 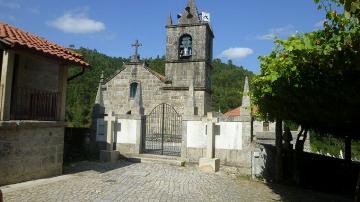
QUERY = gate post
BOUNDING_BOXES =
[134,114,145,154]
[161,104,165,155]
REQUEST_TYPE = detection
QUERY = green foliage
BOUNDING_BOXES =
[252,0,360,137]
[311,133,360,159]
[311,133,345,156]
[145,56,166,75]
[66,47,128,127]
[212,59,254,113]
[66,49,253,127]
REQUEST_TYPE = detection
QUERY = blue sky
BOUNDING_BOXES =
[0,0,327,73]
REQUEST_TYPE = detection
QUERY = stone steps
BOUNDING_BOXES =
[123,154,186,167]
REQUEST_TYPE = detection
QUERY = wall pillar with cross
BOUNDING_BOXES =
[99,111,120,162]
[198,112,220,172]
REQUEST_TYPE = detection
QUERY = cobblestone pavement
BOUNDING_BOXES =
[2,161,352,202]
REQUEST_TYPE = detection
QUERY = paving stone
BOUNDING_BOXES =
[2,160,352,202]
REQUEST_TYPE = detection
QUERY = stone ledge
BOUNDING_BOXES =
[199,157,220,172]
[0,121,66,129]
[100,150,120,163]
[123,154,186,167]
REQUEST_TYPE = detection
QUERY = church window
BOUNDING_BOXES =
[179,35,192,59]
[130,82,138,99]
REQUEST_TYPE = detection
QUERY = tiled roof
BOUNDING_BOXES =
[224,107,240,117]
[0,22,90,68]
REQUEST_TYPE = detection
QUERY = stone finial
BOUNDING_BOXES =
[243,76,249,94]
[104,111,116,151]
[179,0,200,25]
[185,78,196,116]
[95,72,104,106]
[100,71,104,83]
[240,76,251,117]
[132,83,144,115]
[167,13,173,26]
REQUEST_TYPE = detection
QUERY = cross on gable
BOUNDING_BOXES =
[132,40,142,58]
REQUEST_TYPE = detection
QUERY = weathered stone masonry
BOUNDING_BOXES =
[0,123,64,186]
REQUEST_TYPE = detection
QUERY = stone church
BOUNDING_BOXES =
[96,0,213,117]
[92,0,274,175]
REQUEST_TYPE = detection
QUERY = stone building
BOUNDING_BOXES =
[97,0,213,117]
[0,22,89,186]
[93,0,257,174]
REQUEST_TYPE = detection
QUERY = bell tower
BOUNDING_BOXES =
[164,0,214,115]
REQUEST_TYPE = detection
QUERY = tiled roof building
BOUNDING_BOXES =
[0,22,89,68]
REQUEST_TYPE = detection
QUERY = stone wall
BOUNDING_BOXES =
[103,63,165,116]
[253,120,276,134]
[102,62,210,116]
[183,118,253,174]
[165,24,212,62]
[0,122,64,186]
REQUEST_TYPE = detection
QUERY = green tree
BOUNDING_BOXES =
[252,0,360,156]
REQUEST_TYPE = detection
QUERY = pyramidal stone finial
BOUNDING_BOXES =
[100,71,104,83]
[179,0,200,25]
[95,73,104,106]
[132,83,144,115]
[240,76,251,117]
[243,76,249,94]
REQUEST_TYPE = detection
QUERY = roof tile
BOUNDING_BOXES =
[0,22,90,68]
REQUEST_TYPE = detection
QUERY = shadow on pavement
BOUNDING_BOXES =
[265,182,352,202]
[63,160,138,174]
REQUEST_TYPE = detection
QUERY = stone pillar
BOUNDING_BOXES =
[240,76,252,146]
[58,65,68,121]
[199,112,220,172]
[206,113,216,159]
[184,79,196,116]
[240,76,251,117]
[105,112,116,151]
[100,112,119,162]
[0,50,15,121]
[131,83,144,116]
[134,115,144,154]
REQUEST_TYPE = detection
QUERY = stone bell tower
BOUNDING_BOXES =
[164,0,214,115]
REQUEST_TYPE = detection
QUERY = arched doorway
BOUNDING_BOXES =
[144,103,182,156]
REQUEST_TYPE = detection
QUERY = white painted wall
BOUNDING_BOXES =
[253,120,276,133]
[216,122,243,150]
[116,118,138,144]
[186,120,243,150]
[186,121,207,148]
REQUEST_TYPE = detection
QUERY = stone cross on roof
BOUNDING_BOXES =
[131,40,142,62]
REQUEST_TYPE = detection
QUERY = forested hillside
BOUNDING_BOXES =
[66,48,253,127]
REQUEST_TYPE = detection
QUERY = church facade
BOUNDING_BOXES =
[97,0,213,117]
[92,0,267,175]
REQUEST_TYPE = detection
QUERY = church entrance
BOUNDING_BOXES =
[144,103,182,156]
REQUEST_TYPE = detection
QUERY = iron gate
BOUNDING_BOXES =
[144,103,182,156]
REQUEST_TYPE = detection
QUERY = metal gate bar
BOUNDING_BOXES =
[144,103,182,156]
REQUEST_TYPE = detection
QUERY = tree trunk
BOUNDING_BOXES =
[355,170,360,202]
[0,189,3,202]
[275,120,283,182]
[295,128,308,152]
[345,136,351,163]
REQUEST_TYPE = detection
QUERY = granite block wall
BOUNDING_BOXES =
[0,124,64,186]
